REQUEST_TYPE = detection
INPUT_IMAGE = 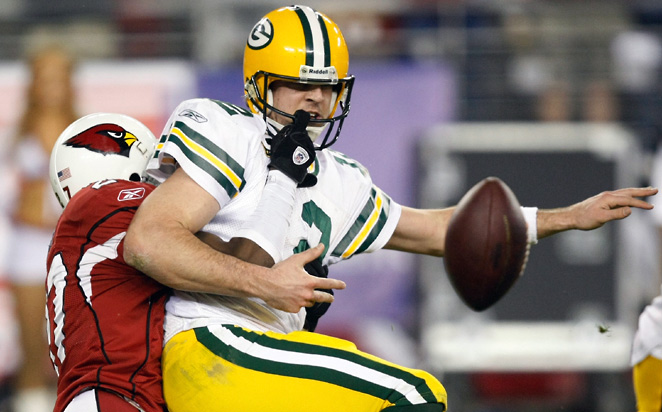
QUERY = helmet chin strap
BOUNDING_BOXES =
[265,116,284,134]
[306,124,327,142]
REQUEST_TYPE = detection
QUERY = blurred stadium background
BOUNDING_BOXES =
[2,0,662,411]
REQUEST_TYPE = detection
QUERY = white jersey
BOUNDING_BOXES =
[147,98,402,340]
[631,151,662,364]
[631,285,662,365]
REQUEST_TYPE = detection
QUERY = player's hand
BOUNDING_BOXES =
[303,259,332,332]
[268,110,317,187]
[537,187,657,239]
[262,244,345,313]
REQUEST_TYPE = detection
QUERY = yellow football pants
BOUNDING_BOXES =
[633,355,662,412]
[162,325,447,412]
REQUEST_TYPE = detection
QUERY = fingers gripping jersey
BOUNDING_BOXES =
[148,98,402,336]
[46,180,168,412]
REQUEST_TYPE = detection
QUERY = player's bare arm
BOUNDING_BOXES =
[196,232,341,311]
[124,167,345,313]
[383,187,656,258]
[536,187,657,239]
[384,206,455,257]
[196,232,276,268]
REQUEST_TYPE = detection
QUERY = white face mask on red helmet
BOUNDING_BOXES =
[49,112,157,208]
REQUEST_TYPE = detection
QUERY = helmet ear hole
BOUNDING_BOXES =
[129,173,141,182]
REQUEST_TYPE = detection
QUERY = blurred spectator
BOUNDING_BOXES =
[536,81,571,121]
[7,43,78,412]
[0,279,19,412]
[23,0,112,21]
[581,79,619,122]
[611,31,662,94]
[611,30,662,154]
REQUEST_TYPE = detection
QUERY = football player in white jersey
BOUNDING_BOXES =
[631,288,662,412]
[631,151,662,412]
[123,5,657,412]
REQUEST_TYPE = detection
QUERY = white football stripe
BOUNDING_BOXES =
[47,253,68,371]
[211,325,428,404]
[299,6,326,68]
[78,232,125,304]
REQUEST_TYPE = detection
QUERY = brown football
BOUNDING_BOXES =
[443,177,530,311]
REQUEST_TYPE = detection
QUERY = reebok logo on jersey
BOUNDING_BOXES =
[118,188,146,201]
[292,146,310,165]
[179,109,208,123]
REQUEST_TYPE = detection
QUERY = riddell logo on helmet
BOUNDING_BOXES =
[300,66,338,82]
[304,68,328,75]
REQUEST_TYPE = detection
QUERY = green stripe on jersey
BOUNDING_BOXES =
[168,121,246,198]
[354,202,390,255]
[195,326,438,405]
[332,188,392,258]
[153,133,169,159]
[331,151,369,177]
[211,100,252,117]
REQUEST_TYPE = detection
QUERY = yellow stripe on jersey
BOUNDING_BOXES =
[170,126,243,192]
[342,192,383,258]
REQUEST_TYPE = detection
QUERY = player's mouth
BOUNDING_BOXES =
[306,111,326,126]
[306,111,321,120]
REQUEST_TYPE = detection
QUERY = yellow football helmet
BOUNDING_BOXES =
[244,5,354,149]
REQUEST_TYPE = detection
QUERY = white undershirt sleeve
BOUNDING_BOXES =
[520,206,538,245]
[235,169,297,262]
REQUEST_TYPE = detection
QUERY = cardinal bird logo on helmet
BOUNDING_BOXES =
[63,123,138,157]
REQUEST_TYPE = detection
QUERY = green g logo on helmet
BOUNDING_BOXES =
[247,18,273,50]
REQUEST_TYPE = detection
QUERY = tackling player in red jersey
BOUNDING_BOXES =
[46,113,164,411]
[47,179,164,412]
[46,113,331,412]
